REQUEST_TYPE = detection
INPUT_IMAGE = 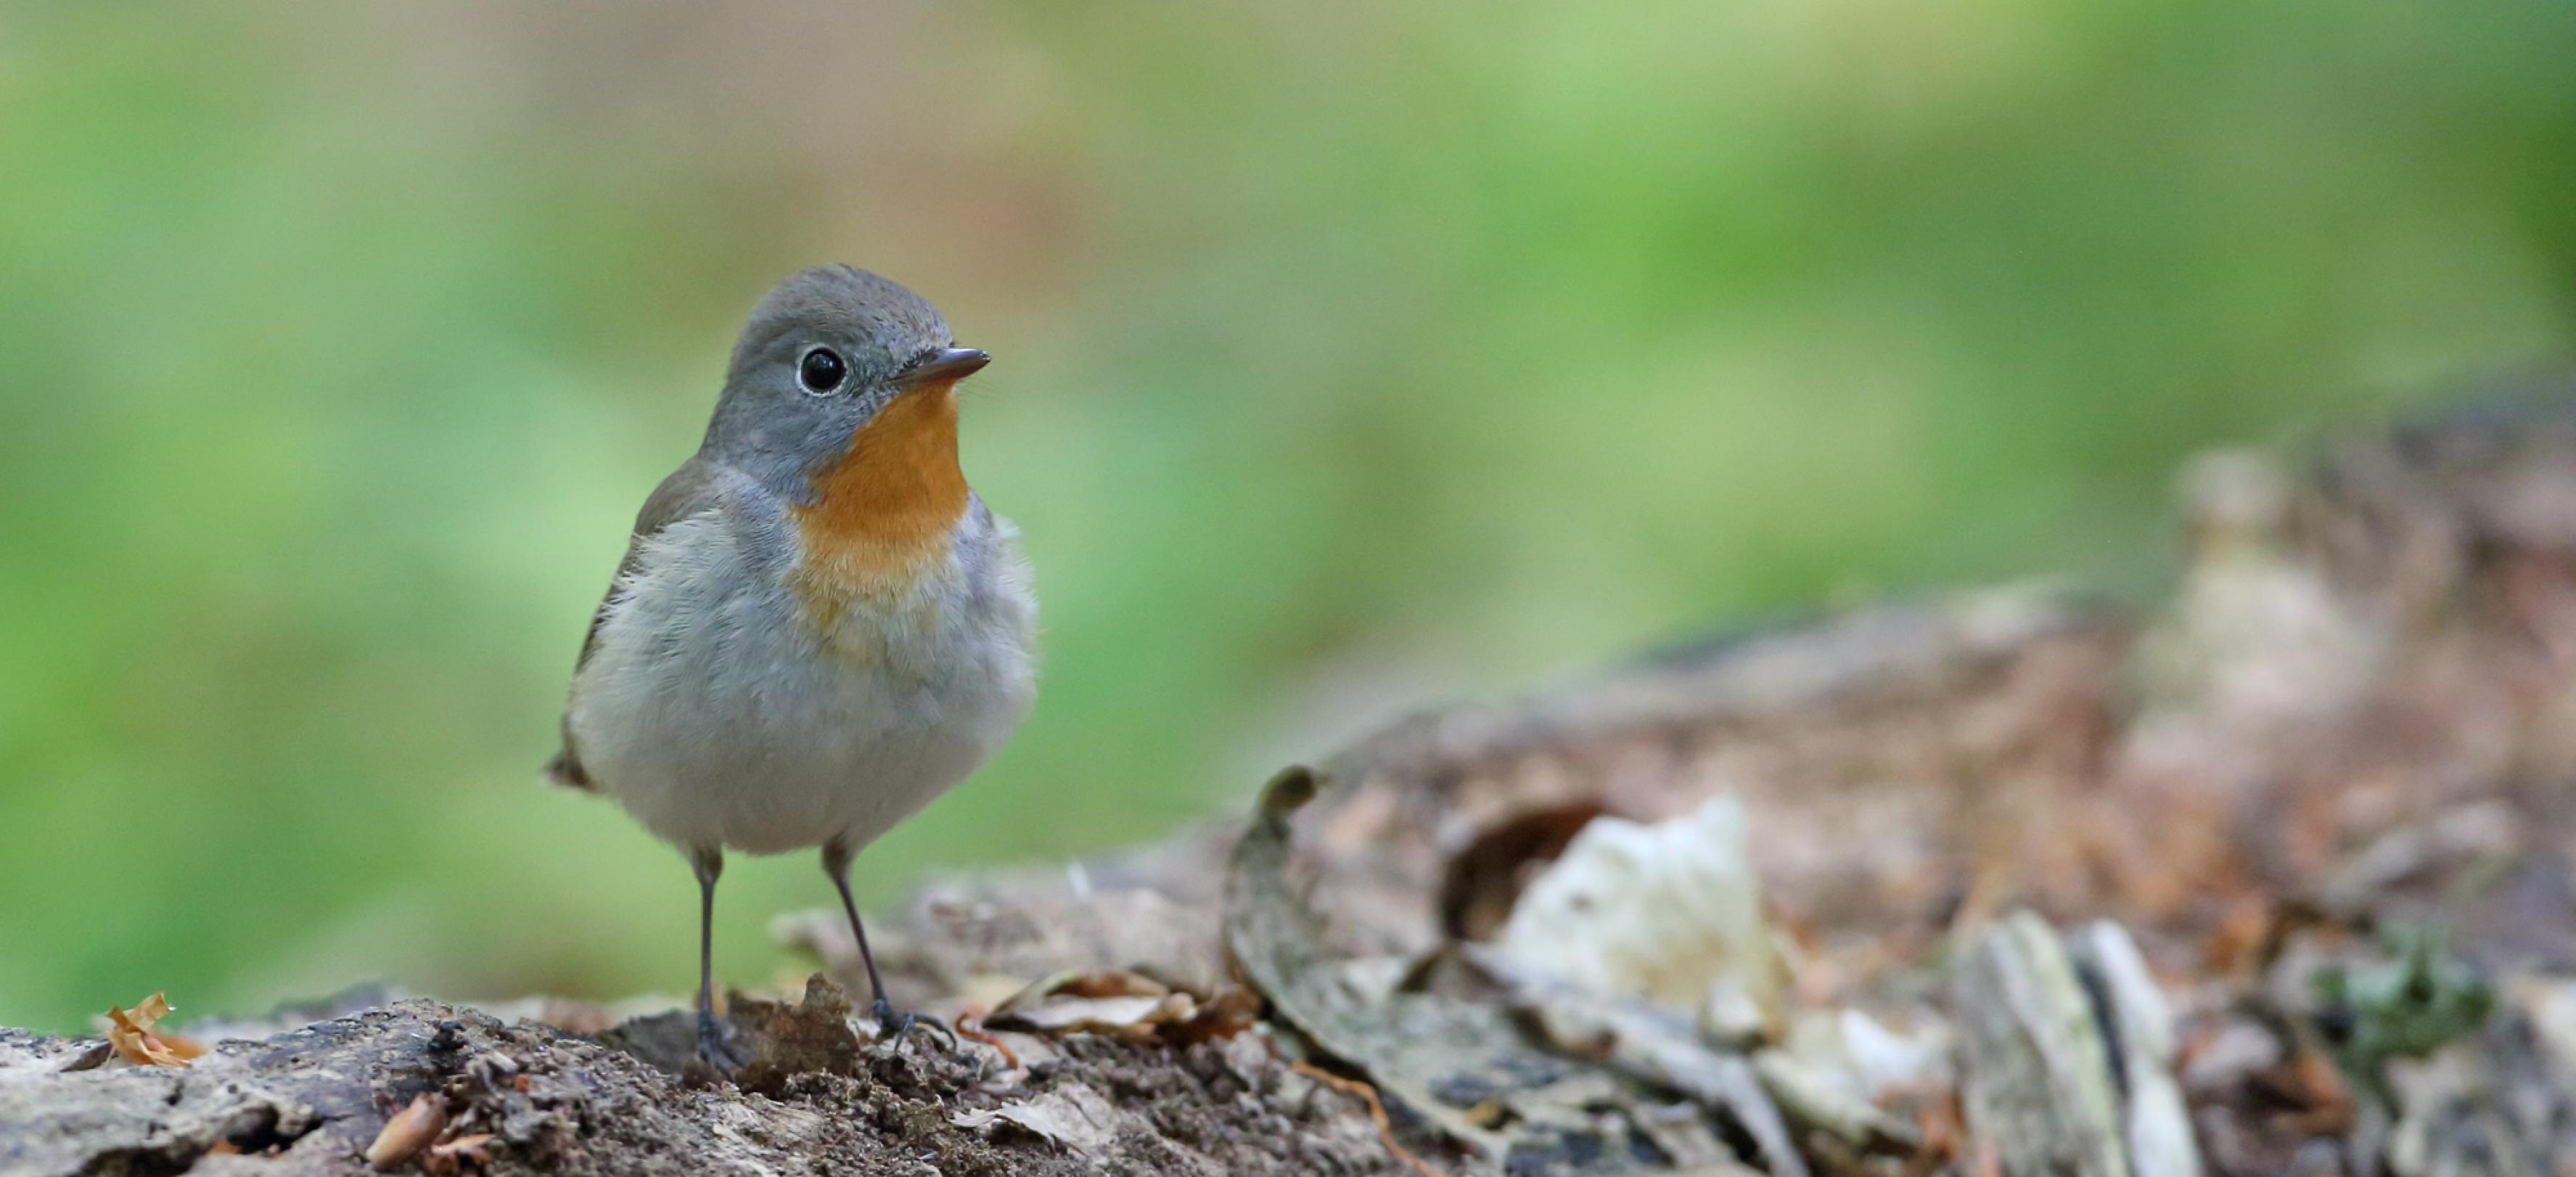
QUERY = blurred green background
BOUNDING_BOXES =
[2,0,2571,1033]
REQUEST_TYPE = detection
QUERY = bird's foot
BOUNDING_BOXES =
[695,1007,747,1074]
[868,996,957,1050]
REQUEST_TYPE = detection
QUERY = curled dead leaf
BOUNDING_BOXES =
[982,968,1258,1043]
[1162,985,1261,1044]
[986,968,1168,1028]
[1006,996,1160,1030]
[102,993,203,1067]
[1038,969,1170,1001]
[988,980,1173,1034]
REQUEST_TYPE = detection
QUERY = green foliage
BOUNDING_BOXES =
[2313,923,2497,1086]
[1,2,2571,1031]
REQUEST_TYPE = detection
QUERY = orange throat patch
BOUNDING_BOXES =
[789,382,969,621]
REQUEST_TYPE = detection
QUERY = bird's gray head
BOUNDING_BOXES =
[701,266,988,493]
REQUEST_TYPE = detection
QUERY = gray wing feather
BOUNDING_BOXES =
[544,454,727,790]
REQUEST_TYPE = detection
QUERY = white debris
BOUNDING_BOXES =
[1494,795,1780,1027]
[952,1085,1120,1155]
[1781,1008,1952,1102]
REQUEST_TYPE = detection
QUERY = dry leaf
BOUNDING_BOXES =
[952,1086,1120,1155]
[1043,970,1170,1001]
[102,993,203,1067]
[995,993,1179,1033]
[991,968,1166,1013]
[987,969,1189,1035]
[1161,985,1262,1044]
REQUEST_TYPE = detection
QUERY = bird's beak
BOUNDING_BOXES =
[894,347,991,388]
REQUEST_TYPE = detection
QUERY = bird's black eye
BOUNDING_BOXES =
[798,347,848,393]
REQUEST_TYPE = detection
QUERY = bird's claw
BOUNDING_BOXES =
[694,1008,747,1074]
[869,996,957,1050]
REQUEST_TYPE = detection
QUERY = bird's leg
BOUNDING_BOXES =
[822,841,954,1049]
[691,847,744,1071]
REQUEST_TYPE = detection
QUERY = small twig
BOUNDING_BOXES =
[954,1019,1020,1070]
[1290,1060,1447,1177]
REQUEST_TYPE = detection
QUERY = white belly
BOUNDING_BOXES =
[567,512,1036,856]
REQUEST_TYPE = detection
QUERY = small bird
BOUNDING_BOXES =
[546,266,1037,1067]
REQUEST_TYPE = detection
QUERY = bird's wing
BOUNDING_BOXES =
[544,454,727,790]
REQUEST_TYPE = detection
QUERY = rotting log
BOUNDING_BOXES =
[10,382,2576,1175]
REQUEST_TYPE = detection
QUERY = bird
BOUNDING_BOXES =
[545,265,1037,1069]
